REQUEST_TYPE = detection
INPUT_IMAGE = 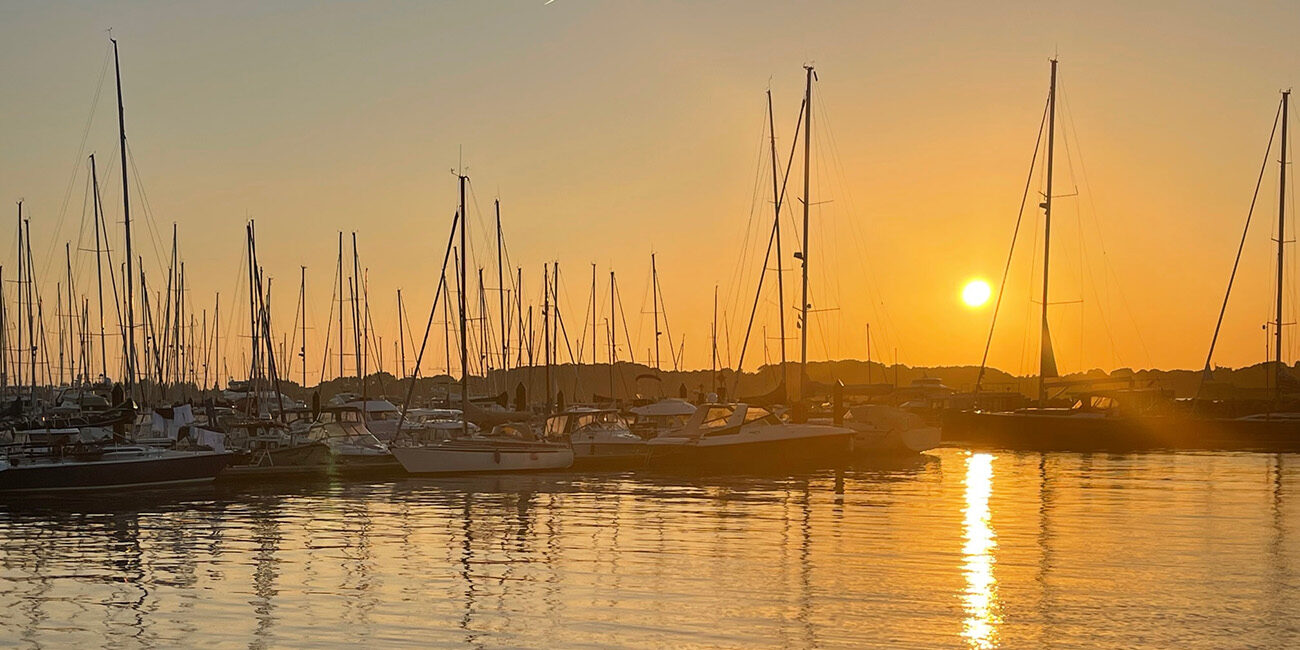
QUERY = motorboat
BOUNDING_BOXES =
[833,404,940,456]
[545,408,646,469]
[627,398,697,438]
[327,393,405,440]
[208,415,331,479]
[645,403,854,471]
[308,407,401,475]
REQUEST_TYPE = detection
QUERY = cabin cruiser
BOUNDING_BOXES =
[308,406,400,475]
[206,415,331,479]
[546,408,646,469]
[645,403,855,471]
[328,394,405,440]
[818,404,940,456]
[627,398,697,438]
[390,420,573,475]
[399,408,481,437]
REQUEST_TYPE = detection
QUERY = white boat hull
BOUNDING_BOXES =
[391,441,573,475]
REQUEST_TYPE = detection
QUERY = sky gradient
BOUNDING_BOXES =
[2,1,1300,383]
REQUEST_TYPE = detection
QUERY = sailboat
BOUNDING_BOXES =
[940,59,1176,451]
[946,67,1300,452]
[390,172,573,475]
[647,66,855,471]
[0,40,232,491]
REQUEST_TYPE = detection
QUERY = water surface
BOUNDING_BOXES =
[2,449,1297,648]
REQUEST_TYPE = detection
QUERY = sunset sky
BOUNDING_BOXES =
[3,1,1300,383]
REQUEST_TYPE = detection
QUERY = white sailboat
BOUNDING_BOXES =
[389,173,573,475]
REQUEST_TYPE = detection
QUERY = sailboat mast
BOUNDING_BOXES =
[458,175,469,434]
[496,200,508,377]
[15,204,22,391]
[1038,58,1058,405]
[1277,89,1290,401]
[214,293,220,388]
[799,64,813,411]
[397,288,405,380]
[767,89,788,379]
[609,270,616,400]
[543,263,551,413]
[351,233,363,397]
[651,253,660,371]
[112,39,137,391]
[711,285,718,393]
[516,267,524,369]
[1,265,6,392]
[300,265,307,388]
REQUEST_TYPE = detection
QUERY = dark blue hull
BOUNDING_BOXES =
[0,451,232,492]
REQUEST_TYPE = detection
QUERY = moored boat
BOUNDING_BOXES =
[546,408,646,469]
[646,403,854,471]
[391,422,573,475]
[0,443,230,492]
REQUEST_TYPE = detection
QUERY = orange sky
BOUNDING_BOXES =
[2,2,1300,383]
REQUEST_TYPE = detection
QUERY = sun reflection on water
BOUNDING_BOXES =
[962,452,1001,648]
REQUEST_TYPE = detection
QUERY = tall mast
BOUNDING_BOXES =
[609,270,616,400]
[1038,58,1059,405]
[1,265,6,392]
[25,220,35,398]
[767,88,789,381]
[1277,89,1290,402]
[214,293,220,388]
[711,285,718,393]
[112,39,137,391]
[351,233,362,395]
[300,265,307,388]
[458,174,469,434]
[543,263,550,412]
[591,263,597,392]
[496,200,508,377]
[651,253,660,371]
[515,267,524,369]
[397,288,405,380]
[65,243,74,385]
[15,203,22,391]
[478,267,489,384]
[443,270,452,379]
[798,64,814,411]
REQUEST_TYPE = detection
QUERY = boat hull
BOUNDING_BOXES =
[646,430,854,471]
[392,442,574,475]
[0,450,232,492]
[571,441,648,470]
[331,452,404,476]
[943,410,1300,452]
[220,442,332,480]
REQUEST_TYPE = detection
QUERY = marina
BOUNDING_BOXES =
[5,2,1300,647]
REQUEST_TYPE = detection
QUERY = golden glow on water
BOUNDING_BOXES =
[962,452,1001,649]
[1,451,1297,647]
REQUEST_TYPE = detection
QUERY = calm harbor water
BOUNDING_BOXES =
[1,448,1298,649]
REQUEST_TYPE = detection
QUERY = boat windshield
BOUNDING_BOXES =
[699,406,736,432]
[742,407,781,426]
[572,411,625,431]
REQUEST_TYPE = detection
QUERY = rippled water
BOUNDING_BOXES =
[2,449,1298,648]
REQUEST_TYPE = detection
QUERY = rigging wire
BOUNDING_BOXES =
[1198,99,1282,394]
[975,92,1051,394]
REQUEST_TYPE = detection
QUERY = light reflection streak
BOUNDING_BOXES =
[962,452,1001,648]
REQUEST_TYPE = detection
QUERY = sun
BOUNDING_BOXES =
[962,279,992,308]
